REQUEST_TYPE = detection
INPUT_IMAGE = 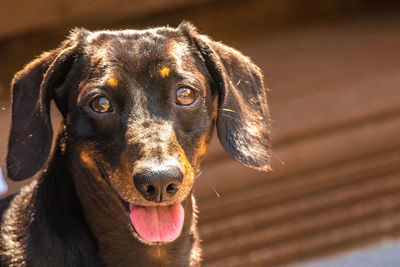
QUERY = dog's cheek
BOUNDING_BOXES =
[192,135,209,167]
[173,96,215,163]
[108,154,150,205]
[71,116,96,138]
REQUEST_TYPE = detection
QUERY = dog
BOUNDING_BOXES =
[0,22,270,266]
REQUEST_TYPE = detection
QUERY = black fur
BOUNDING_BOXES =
[1,22,270,266]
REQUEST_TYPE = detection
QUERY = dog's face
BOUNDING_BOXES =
[66,28,216,243]
[68,28,214,206]
[7,23,271,245]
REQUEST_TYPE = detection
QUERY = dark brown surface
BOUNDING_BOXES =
[1,1,400,266]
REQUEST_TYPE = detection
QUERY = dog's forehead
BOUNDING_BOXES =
[85,28,191,65]
[77,28,206,99]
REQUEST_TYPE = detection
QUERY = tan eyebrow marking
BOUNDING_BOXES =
[107,77,118,87]
[159,66,170,78]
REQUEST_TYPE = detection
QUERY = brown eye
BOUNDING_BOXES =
[176,87,197,106]
[90,96,112,113]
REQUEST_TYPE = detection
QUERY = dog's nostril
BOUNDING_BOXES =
[166,183,179,195]
[145,185,156,196]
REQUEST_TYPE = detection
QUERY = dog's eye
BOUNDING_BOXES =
[176,87,197,106]
[90,96,112,113]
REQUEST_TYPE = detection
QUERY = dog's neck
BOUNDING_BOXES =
[8,149,101,266]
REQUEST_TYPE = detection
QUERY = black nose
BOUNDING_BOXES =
[133,167,183,202]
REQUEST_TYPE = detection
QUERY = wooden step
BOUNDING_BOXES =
[198,147,400,223]
[202,172,400,266]
[200,158,400,243]
[205,210,400,266]
[198,142,400,265]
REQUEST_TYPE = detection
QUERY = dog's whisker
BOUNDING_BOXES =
[219,108,237,113]
[272,151,285,166]
[210,183,221,198]
[195,168,206,179]
[201,172,221,199]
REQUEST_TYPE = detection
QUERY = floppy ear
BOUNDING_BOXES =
[7,30,87,181]
[180,22,271,171]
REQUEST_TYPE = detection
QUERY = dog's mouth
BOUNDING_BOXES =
[128,203,185,243]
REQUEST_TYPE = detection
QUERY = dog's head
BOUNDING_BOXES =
[7,22,270,244]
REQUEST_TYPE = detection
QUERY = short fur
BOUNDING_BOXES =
[0,22,270,266]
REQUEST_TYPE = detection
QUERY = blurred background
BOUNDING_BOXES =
[1,0,400,266]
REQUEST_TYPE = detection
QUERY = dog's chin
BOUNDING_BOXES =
[121,199,187,246]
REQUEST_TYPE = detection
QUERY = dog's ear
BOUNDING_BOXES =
[7,29,88,181]
[180,22,271,171]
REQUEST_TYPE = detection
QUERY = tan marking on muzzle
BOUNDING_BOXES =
[79,150,109,184]
[171,136,195,203]
[107,154,153,206]
[194,135,208,166]
[80,150,96,170]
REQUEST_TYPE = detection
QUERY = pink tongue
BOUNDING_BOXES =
[129,203,184,242]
